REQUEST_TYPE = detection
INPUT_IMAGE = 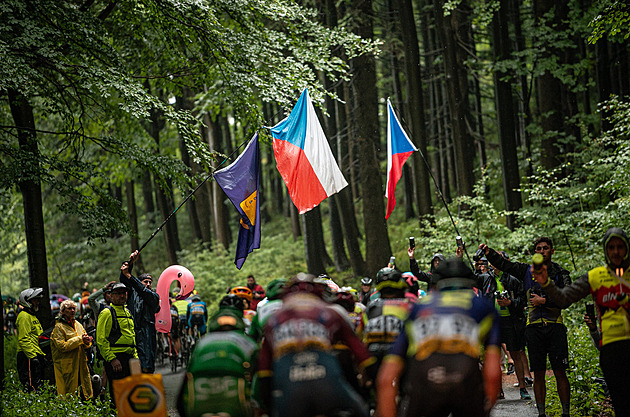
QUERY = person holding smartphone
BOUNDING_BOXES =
[532,228,630,417]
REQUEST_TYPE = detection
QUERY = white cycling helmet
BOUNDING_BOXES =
[19,287,44,311]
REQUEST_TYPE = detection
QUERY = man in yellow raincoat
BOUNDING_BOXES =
[51,299,93,399]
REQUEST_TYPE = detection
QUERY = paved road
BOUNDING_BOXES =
[156,364,536,417]
[155,359,185,417]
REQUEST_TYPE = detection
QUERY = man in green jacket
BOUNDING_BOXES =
[16,287,46,391]
[96,282,137,406]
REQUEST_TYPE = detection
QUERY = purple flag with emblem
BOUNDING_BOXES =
[213,133,261,269]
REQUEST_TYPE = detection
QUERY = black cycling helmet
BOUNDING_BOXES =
[375,267,406,292]
[432,258,475,291]
[266,278,287,300]
[285,273,325,299]
[219,294,245,312]
[361,277,372,286]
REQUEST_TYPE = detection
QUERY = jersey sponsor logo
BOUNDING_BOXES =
[193,376,238,400]
[409,313,480,360]
[272,319,330,354]
[289,364,326,381]
[364,315,403,344]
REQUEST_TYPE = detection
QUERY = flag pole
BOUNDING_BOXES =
[136,135,253,255]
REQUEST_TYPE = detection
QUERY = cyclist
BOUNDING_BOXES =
[377,258,501,417]
[359,278,374,306]
[230,286,256,331]
[169,298,182,358]
[363,267,413,368]
[172,289,190,339]
[16,287,46,391]
[177,296,257,417]
[187,294,208,336]
[257,273,377,417]
[248,278,286,343]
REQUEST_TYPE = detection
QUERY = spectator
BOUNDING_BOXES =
[480,237,572,417]
[377,258,501,417]
[96,282,137,407]
[177,298,258,417]
[16,287,46,391]
[51,299,93,399]
[532,227,630,416]
[246,274,265,310]
[87,281,116,320]
[120,251,160,373]
[478,251,532,400]
[408,244,445,291]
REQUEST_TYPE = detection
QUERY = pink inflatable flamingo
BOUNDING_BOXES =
[155,265,195,333]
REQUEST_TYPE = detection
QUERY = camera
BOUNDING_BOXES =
[494,290,509,300]
[585,302,595,320]
[473,248,484,262]
[456,236,463,248]
[409,237,415,249]
[530,288,546,298]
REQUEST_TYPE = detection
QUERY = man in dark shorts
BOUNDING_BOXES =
[479,238,572,417]
[377,258,501,417]
[257,273,377,417]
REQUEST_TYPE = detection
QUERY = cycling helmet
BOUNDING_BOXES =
[335,287,356,312]
[375,268,406,292]
[432,258,475,290]
[361,277,372,286]
[230,286,253,302]
[19,287,44,311]
[266,278,287,300]
[191,294,201,302]
[219,294,245,311]
[207,309,246,333]
[285,273,325,299]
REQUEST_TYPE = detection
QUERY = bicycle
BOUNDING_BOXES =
[166,332,179,373]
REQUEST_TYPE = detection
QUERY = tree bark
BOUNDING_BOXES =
[8,89,52,328]
[303,207,331,275]
[492,4,523,230]
[205,114,230,250]
[141,170,155,222]
[351,0,392,275]
[125,180,145,272]
[397,0,433,219]
[433,0,476,199]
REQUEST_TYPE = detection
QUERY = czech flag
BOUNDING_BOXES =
[270,89,348,214]
[214,133,261,269]
[385,98,417,219]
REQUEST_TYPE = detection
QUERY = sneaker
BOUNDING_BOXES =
[507,363,515,375]
[520,388,531,400]
[525,376,534,387]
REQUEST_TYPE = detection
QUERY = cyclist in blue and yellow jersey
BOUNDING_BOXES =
[177,295,258,417]
[377,258,501,417]
[186,294,208,336]
[533,228,630,417]
[363,268,413,369]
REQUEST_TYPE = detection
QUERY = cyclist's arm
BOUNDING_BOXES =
[377,357,404,417]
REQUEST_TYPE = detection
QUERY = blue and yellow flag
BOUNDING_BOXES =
[214,133,261,269]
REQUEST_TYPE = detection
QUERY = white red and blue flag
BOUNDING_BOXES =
[270,89,348,214]
[385,98,417,219]
[213,133,261,269]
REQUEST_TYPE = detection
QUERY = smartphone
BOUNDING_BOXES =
[409,237,415,249]
[389,256,396,267]
[586,302,595,320]
[456,236,463,248]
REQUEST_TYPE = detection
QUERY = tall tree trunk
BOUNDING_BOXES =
[303,207,332,275]
[125,180,145,272]
[397,0,433,219]
[534,0,565,170]
[433,0,476,199]
[492,4,523,230]
[141,171,155,222]
[8,89,52,328]
[289,197,301,241]
[205,114,230,250]
[351,0,392,274]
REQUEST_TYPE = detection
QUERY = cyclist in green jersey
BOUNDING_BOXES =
[177,295,258,417]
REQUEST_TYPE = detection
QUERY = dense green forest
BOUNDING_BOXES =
[2,0,630,319]
[2,0,630,414]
